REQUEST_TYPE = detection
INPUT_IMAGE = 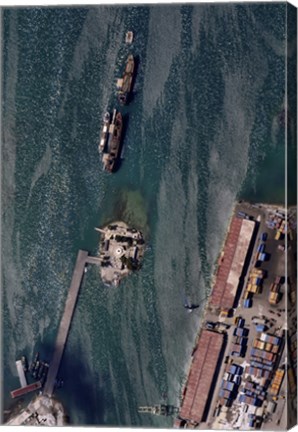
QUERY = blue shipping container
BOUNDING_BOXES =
[244,299,253,308]
[229,365,237,374]
[226,382,235,391]
[237,318,245,328]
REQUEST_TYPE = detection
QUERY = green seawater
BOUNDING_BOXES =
[2,4,295,426]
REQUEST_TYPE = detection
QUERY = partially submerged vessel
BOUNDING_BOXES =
[98,112,110,153]
[125,31,134,44]
[102,109,123,172]
[138,405,179,416]
[116,54,135,105]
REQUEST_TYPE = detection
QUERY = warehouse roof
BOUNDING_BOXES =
[210,217,255,309]
[179,330,224,424]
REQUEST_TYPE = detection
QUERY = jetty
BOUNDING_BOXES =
[15,360,27,388]
[43,250,96,397]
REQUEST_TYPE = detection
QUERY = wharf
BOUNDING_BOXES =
[15,360,27,388]
[174,202,294,430]
[43,250,88,397]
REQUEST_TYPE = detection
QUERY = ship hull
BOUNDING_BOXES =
[102,110,123,173]
[117,55,135,105]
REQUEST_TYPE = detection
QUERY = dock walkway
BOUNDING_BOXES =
[43,250,88,397]
[85,256,101,265]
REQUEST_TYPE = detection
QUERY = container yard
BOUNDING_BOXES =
[174,202,296,430]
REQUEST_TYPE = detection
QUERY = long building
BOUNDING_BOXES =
[178,330,224,425]
[210,217,255,310]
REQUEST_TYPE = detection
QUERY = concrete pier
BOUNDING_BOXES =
[15,360,27,388]
[43,250,88,397]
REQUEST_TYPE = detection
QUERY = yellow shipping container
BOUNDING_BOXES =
[253,339,259,348]
[269,369,285,396]
[243,291,250,300]
[272,345,279,354]
[258,341,265,350]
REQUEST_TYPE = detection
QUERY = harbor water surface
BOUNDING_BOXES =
[2,4,294,426]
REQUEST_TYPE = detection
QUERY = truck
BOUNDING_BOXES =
[269,291,282,305]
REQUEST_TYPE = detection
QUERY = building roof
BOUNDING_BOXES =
[210,217,255,309]
[179,330,224,424]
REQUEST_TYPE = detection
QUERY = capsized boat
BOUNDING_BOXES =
[98,112,110,153]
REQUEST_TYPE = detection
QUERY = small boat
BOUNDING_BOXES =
[21,355,28,373]
[34,360,40,372]
[125,31,134,44]
[29,352,39,375]
[37,362,45,380]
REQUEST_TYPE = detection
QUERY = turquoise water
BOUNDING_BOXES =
[1,4,292,426]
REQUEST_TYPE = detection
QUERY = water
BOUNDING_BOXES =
[1,4,291,426]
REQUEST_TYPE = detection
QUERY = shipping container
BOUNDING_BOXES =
[258,244,265,253]
[239,394,246,403]
[260,253,266,261]
[244,298,253,308]
[256,324,266,332]
[233,375,241,385]
[237,318,245,328]
[228,365,237,374]
[225,381,235,391]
